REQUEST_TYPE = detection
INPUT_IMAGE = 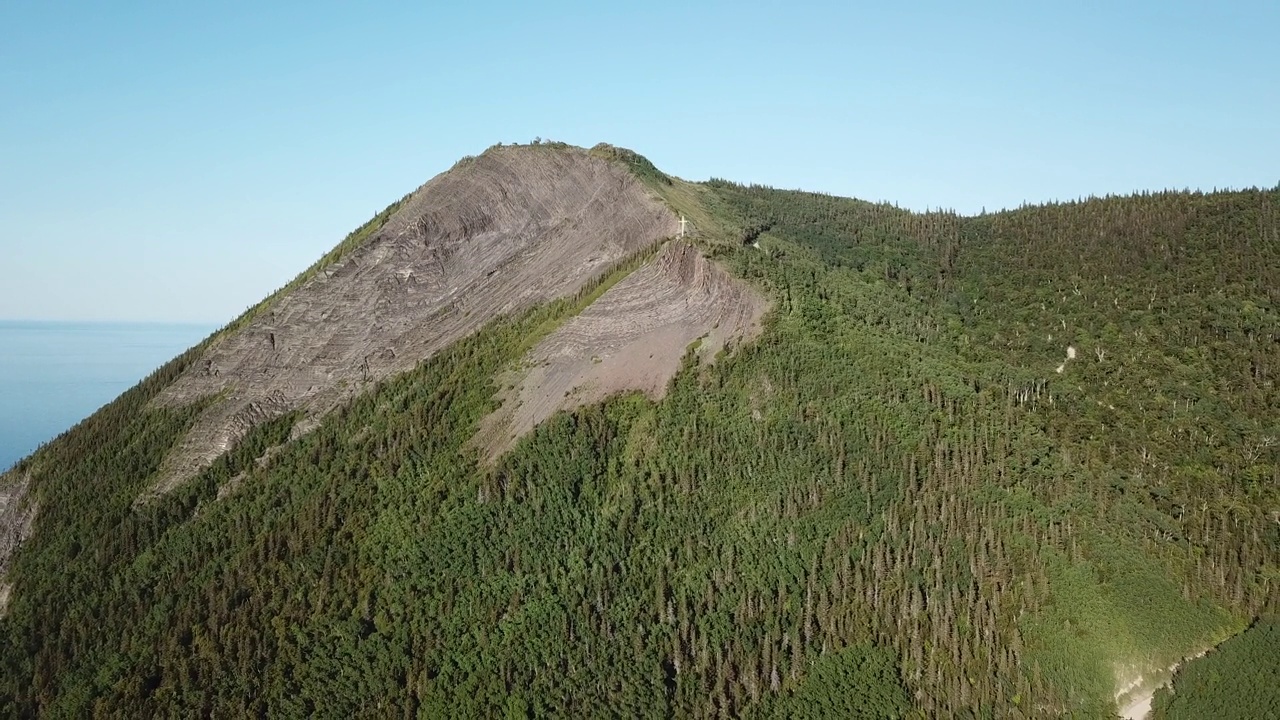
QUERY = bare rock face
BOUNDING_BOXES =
[477,241,770,459]
[0,471,37,616]
[145,146,679,499]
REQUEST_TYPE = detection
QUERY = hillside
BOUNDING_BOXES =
[1150,616,1280,718]
[0,143,1276,717]
[144,145,678,499]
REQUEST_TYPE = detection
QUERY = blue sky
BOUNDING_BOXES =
[2,1,1276,322]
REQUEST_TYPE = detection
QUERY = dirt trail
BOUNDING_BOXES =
[478,240,769,459]
[1116,675,1159,720]
[1114,651,1209,719]
[145,145,678,499]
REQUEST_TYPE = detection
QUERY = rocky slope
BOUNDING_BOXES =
[478,240,769,458]
[0,471,35,615]
[143,145,680,499]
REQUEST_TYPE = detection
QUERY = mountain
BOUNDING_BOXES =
[0,142,1276,717]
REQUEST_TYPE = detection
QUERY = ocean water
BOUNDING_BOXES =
[0,321,215,472]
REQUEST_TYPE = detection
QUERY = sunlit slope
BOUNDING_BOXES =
[146,144,678,499]
[0,148,1274,718]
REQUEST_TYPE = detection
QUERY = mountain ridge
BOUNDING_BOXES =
[0,142,1275,718]
[141,143,681,501]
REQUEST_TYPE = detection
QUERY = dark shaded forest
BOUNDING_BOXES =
[1,152,1276,717]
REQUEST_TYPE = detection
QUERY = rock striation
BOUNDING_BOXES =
[145,145,679,498]
[477,240,769,459]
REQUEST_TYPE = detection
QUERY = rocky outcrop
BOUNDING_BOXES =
[0,471,37,616]
[477,241,769,459]
[145,145,679,499]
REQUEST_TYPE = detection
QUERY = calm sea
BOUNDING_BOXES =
[0,321,215,472]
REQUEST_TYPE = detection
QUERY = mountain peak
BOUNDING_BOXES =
[142,144,682,499]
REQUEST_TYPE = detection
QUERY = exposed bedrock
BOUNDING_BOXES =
[145,146,678,499]
[477,240,770,460]
[0,471,36,616]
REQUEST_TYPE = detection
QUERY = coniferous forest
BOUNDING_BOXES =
[1,146,1276,717]
[1150,617,1280,718]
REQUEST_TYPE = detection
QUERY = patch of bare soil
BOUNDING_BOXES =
[477,241,769,460]
[144,145,678,500]
[1114,650,1210,720]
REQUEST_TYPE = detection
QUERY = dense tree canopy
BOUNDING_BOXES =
[1,153,1275,717]
[1151,617,1280,719]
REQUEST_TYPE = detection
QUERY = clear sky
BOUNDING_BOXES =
[2,1,1276,323]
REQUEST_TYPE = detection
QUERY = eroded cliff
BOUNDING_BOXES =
[145,145,679,499]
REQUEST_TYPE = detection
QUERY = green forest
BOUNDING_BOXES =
[1150,616,1280,719]
[1,146,1276,717]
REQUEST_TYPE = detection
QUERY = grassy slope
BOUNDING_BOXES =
[1,149,1276,717]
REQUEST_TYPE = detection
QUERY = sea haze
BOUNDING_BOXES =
[0,321,214,471]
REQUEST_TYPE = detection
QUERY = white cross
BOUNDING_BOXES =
[678,215,688,238]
